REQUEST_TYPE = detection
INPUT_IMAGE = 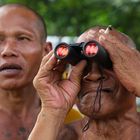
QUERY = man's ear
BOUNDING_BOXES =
[42,41,52,56]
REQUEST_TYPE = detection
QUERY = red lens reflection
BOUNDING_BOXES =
[85,43,98,56]
[56,45,69,58]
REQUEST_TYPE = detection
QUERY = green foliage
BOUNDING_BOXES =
[0,0,140,49]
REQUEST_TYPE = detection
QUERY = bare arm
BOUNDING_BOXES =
[28,51,87,140]
[28,109,65,140]
[28,110,79,140]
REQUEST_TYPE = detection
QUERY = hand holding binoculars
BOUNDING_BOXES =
[54,40,112,69]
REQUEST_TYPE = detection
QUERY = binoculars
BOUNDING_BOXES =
[54,40,112,69]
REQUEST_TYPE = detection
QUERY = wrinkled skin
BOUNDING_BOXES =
[58,27,140,140]
[0,5,51,140]
[77,63,135,119]
[80,27,140,95]
[32,26,140,140]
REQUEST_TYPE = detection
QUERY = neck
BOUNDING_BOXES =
[0,83,40,117]
[83,107,140,139]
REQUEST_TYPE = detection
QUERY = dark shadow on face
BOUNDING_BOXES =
[77,61,135,120]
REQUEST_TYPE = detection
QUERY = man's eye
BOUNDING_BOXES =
[0,36,5,42]
[17,36,30,41]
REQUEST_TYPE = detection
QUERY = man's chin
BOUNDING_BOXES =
[0,85,20,90]
[77,99,109,119]
[77,102,118,120]
[0,81,24,90]
[78,107,112,120]
[77,102,99,117]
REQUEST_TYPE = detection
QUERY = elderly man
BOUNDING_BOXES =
[0,3,52,140]
[28,26,140,140]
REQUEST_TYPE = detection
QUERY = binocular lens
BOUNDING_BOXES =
[84,42,98,57]
[54,40,112,68]
[56,45,69,58]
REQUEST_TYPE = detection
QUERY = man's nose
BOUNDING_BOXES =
[1,40,18,58]
[83,63,107,82]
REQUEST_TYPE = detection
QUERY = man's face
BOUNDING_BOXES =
[0,7,44,90]
[76,29,135,119]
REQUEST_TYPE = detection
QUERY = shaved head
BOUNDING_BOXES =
[0,3,47,43]
[77,26,136,49]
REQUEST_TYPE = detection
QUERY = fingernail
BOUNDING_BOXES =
[100,35,105,40]
[99,29,105,33]
[99,36,105,42]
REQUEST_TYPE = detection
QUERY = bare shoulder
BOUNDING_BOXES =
[57,119,83,140]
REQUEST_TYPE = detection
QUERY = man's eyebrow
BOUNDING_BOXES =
[0,30,33,36]
[15,31,33,37]
[15,28,34,34]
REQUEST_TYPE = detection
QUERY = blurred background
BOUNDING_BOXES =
[1,0,140,48]
[0,0,139,110]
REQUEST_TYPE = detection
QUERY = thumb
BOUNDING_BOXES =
[69,60,87,85]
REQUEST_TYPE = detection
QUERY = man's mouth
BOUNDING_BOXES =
[0,64,22,72]
[78,88,113,99]
[101,88,113,93]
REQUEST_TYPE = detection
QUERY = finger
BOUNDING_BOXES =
[99,29,106,34]
[69,60,87,85]
[99,35,119,61]
[86,30,96,40]
[99,29,118,44]
[38,54,58,78]
[40,50,54,67]
[53,61,68,80]
[86,29,102,42]
[53,60,67,73]
[99,35,134,67]
[44,54,58,71]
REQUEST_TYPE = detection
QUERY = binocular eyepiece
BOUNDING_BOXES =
[54,40,112,69]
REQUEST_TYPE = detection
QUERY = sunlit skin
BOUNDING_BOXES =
[29,27,140,140]
[0,4,51,140]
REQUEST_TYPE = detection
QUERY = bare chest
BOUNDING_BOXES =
[79,131,114,140]
[0,124,31,140]
[79,127,140,140]
[0,113,38,140]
